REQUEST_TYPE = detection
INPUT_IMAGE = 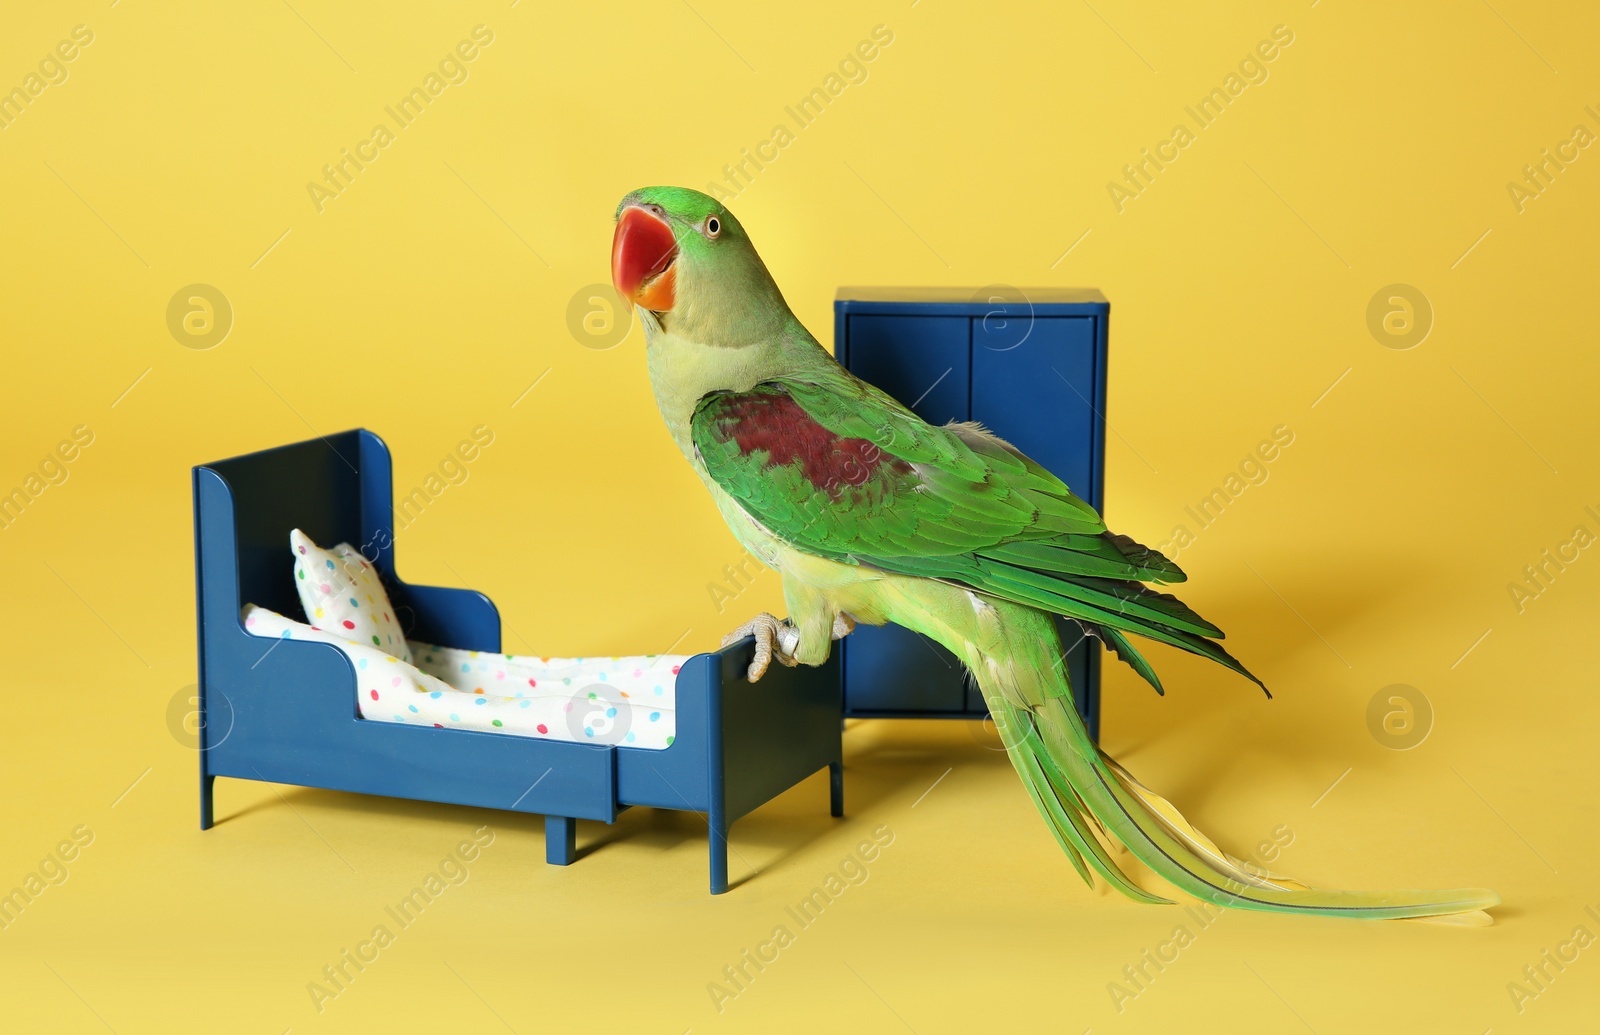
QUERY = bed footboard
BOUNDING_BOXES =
[615,640,844,893]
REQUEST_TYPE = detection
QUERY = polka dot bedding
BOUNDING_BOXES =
[241,605,687,751]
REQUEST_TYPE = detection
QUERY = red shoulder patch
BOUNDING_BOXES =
[709,389,910,497]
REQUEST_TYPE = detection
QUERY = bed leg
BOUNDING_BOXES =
[200,772,215,830]
[545,815,576,865]
[829,762,844,818]
[708,815,729,895]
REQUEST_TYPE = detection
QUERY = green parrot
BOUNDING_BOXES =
[610,185,1498,923]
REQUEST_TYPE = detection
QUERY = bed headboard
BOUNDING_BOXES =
[193,429,499,652]
[203,431,366,621]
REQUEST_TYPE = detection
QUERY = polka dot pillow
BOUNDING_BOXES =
[290,529,412,664]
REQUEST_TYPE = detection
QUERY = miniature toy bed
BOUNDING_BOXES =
[193,429,844,893]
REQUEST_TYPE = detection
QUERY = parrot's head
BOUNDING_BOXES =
[611,186,792,346]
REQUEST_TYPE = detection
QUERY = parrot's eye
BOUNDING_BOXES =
[704,216,721,239]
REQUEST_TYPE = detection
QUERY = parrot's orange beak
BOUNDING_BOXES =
[612,205,678,312]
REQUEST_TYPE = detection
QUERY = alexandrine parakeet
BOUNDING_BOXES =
[610,185,1498,923]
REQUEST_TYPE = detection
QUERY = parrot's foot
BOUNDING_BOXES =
[721,612,801,682]
[832,613,856,639]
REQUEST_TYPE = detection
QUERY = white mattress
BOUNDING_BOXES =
[242,605,686,750]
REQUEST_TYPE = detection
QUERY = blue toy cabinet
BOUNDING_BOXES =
[834,287,1110,739]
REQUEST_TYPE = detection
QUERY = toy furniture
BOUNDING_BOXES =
[192,429,843,893]
[835,287,1110,739]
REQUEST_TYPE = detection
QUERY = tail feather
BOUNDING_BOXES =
[1005,700,1169,905]
[964,606,1500,923]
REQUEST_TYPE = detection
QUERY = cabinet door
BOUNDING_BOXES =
[842,315,969,423]
[842,314,971,714]
[970,316,1102,726]
[970,316,1099,501]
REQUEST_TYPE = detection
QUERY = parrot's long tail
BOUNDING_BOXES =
[925,592,1500,923]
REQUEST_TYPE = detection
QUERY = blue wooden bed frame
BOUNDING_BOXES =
[192,429,844,894]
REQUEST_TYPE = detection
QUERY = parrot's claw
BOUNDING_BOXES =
[832,613,856,639]
[721,612,801,682]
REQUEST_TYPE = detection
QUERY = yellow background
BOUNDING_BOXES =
[3,0,1598,1031]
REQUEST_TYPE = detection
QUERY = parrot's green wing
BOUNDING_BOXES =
[689,373,1265,694]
